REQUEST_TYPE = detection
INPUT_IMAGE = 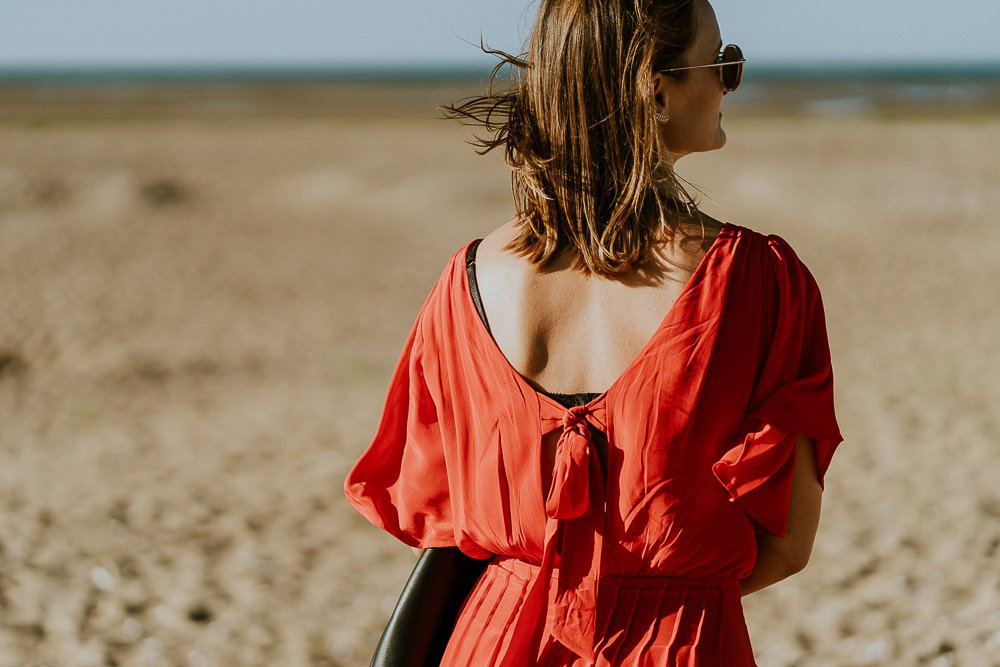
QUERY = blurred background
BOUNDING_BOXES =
[1,1,999,666]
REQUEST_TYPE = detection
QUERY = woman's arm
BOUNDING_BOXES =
[739,435,824,597]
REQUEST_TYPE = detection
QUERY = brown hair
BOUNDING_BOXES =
[442,0,702,276]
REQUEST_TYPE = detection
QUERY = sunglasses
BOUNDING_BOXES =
[660,44,746,92]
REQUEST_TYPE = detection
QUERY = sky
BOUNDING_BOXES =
[1,0,999,69]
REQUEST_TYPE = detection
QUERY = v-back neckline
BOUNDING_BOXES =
[462,222,736,412]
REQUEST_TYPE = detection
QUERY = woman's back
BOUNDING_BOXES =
[474,214,726,395]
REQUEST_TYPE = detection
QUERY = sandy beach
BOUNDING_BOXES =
[1,82,999,666]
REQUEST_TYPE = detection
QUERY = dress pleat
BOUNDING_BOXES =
[684,600,711,666]
[593,578,624,656]
[445,564,512,662]
[634,586,669,662]
[662,587,695,666]
[602,584,643,665]
[486,569,529,665]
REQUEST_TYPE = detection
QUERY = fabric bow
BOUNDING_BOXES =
[497,403,608,666]
[545,408,596,519]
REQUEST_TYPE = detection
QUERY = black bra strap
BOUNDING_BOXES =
[465,239,492,336]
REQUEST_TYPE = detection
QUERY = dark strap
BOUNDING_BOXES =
[465,239,492,336]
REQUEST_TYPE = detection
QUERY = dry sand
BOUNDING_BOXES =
[1,83,998,666]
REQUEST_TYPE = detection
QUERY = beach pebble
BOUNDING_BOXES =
[89,565,115,592]
[861,638,890,662]
[152,604,183,630]
[135,637,169,667]
[185,647,210,667]
[121,617,144,641]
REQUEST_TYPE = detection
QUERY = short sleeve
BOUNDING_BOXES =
[712,234,844,537]
[342,297,458,550]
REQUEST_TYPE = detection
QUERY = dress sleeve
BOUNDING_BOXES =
[712,234,844,537]
[342,297,458,549]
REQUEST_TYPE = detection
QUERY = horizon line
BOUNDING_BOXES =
[2,61,1000,84]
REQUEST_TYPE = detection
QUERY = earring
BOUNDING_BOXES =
[654,111,670,124]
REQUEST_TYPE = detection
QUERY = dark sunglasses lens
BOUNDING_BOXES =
[721,45,743,91]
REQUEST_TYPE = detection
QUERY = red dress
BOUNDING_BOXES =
[344,223,843,666]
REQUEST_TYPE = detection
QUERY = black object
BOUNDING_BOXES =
[370,547,491,667]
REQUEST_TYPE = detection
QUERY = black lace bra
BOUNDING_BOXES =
[465,238,602,409]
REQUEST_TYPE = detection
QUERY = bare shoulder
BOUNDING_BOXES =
[474,216,535,287]
[477,217,521,263]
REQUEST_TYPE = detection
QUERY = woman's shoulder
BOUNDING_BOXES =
[724,223,826,312]
[471,217,544,291]
[720,219,810,263]
[475,216,525,266]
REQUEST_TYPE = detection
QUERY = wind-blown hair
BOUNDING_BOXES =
[442,0,701,276]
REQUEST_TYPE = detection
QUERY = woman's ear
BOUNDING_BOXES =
[651,72,670,116]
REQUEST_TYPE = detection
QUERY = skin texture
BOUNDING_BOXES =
[475,214,723,396]
[420,1,827,594]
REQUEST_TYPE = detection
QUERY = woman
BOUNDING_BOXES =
[345,0,843,664]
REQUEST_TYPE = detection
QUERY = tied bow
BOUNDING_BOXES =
[498,403,608,666]
[545,407,597,519]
